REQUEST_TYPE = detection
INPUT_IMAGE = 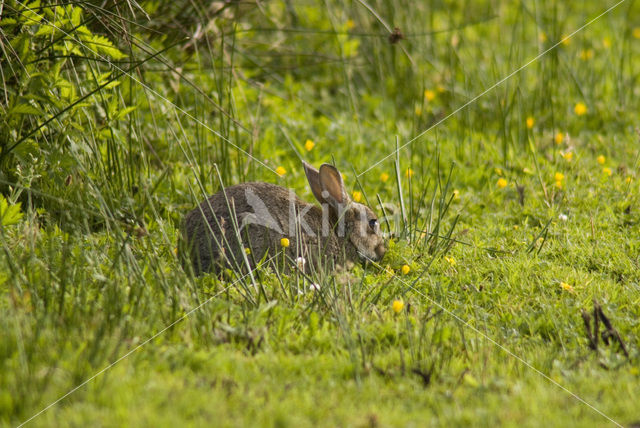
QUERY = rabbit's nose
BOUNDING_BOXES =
[374,243,387,260]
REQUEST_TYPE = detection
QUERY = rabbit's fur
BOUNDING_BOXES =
[181,162,386,275]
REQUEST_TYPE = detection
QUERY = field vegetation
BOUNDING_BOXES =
[1,0,639,426]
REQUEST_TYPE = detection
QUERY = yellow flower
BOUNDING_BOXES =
[380,172,390,183]
[280,238,290,248]
[574,102,588,116]
[304,139,315,151]
[603,167,612,176]
[392,299,404,313]
[554,180,563,189]
[401,264,411,275]
[561,35,571,46]
[554,172,564,182]
[562,151,573,162]
[626,176,633,184]
[452,189,460,199]
[603,37,611,48]
[539,32,547,43]
[560,282,574,292]
[276,166,287,176]
[352,190,362,202]
[554,132,564,145]
[444,256,456,266]
[596,155,606,165]
[526,117,534,129]
[424,89,436,101]
[497,178,508,189]
[405,168,414,178]
[579,49,594,60]
[245,247,251,255]
[633,27,640,39]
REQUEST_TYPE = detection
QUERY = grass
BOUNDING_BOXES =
[1,0,640,426]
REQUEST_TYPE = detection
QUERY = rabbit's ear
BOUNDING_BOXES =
[303,161,327,204]
[319,164,350,207]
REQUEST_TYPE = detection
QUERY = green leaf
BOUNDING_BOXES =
[34,24,56,37]
[103,81,121,90]
[82,35,127,60]
[71,6,83,27]
[9,104,43,116]
[10,34,31,60]
[56,78,76,100]
[0,18,18,26]
[96,72,113,86]
[98,128,114,140]
[76,25,92,36]
[22,1,44,25]
[0,195,23,227]
[115,106,138,121]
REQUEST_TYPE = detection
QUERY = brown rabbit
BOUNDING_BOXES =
[180,162,386,275]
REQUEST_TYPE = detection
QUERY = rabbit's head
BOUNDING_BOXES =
[303,162,387,263]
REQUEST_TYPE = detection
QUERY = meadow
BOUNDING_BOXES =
[1,0,639,426]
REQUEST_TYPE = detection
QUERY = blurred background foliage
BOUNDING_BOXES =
[2,1,640,424]
[2,0,639,232]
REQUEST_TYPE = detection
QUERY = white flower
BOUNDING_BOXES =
[296,257,306,270]
[309,283,320,291]
[559,213,568,221]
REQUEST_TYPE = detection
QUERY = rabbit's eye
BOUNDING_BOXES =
[368,219,378,230]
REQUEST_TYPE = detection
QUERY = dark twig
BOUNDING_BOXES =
[580,309,597,350]
[594,301,629,358]
[582,300,629,359]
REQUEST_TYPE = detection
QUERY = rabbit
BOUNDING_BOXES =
[180,161,387,275]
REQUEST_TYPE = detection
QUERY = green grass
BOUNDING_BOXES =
[1,0,640,426]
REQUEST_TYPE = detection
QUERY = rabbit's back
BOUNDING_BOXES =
[181,182,347,274]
